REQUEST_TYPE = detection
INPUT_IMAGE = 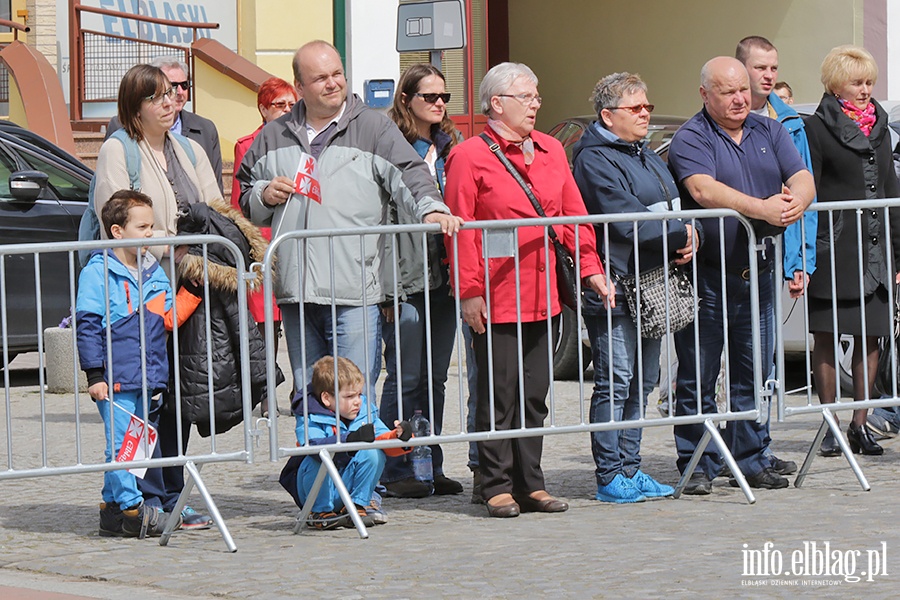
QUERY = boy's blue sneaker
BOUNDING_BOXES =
[631,469,674,498]
[595,473,646,504]
[180,505,213,530]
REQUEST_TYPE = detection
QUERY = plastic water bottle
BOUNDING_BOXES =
[409,410,433,486]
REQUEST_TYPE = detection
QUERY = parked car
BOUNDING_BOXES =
[0,122,91,365]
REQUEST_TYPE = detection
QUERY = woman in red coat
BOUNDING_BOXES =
[232,76,299,417]
[444,62,614,518]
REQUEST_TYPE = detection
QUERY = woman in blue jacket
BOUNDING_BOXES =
[573,72,699,503]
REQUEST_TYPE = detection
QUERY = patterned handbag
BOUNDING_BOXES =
[617,263,695,339]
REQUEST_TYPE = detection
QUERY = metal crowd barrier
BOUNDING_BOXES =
[0,234,257,552]
[772,197,900,491]
[260,207,772,539]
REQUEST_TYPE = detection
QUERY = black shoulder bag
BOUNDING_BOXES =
[478,133,579,310]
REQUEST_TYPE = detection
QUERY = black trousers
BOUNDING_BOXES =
[473,318,556,500]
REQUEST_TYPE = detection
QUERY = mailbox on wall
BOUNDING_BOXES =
[364,79,395,108]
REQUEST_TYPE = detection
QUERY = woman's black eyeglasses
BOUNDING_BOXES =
[415,93,451,104]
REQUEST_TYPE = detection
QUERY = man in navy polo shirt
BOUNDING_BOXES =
[667,57,815,494]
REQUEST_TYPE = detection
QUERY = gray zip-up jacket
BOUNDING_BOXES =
[236,94,451,306]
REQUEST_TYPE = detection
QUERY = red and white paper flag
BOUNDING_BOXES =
[113,402,158,479]
[293,152,322,203]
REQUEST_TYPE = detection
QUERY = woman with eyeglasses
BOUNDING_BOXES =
[231,77,300,417]
[90,63,221,531]
[444,62,614,518]
[93,64,220,248]
[375,63,465,500]
[572,72,699,504]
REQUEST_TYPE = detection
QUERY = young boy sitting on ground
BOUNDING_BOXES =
[289,356,412,530]
[76,190,201,538]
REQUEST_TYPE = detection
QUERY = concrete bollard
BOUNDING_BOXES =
[43,327,87,393]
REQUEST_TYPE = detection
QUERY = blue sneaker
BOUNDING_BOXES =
[595,473,646,503]
[180,505,213,530]
[631,470,674,498]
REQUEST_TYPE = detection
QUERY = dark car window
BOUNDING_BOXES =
[14,147,90,202]
[0,146,16,197]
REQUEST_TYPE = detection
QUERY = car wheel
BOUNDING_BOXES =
[552,306,591,380]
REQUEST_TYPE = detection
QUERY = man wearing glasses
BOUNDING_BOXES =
[667,57,814,495]
[107,56,224,192]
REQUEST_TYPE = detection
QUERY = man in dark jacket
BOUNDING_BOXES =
[106,56,224,192]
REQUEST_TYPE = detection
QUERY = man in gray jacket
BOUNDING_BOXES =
[237,40,461,403]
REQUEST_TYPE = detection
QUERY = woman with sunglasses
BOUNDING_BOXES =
[445,62,613,518]
[91,64,220,531]
[231,77,300,417]
[573,72,698,503]
[377,63,465,499]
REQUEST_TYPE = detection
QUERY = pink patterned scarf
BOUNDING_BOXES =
[838,98,876,137]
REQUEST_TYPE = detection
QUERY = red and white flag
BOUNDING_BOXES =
[294,152,322,203]
[114,403,158,479]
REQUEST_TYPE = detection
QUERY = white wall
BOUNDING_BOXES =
[345,0,401,99]
[888,1,900,100]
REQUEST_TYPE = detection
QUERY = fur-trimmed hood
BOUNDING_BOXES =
[177,198,269,293]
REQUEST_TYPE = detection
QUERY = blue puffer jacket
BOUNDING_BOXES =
[293,386,391,468]
[573,121,694,315]
[768,92,818,277]
[75,250,172,393]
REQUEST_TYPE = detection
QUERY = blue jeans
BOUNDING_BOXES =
[874,405,900,428]
[673,264,774,479]
[586,313,660,486]
[282,303,381,403]
[380,289,457,481]
[296,449,385,512]
[97,390,149,508]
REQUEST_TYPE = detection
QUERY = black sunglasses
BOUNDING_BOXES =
[170,80,190,91]
[415,92,451,104]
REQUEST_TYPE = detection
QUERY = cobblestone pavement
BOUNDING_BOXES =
[2,351,900,599]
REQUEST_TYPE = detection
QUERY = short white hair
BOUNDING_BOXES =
[479,62,538,116]
[150,55,189,77]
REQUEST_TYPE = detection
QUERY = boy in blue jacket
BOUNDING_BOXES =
[291,356,412,530]
[76,190,200,538]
